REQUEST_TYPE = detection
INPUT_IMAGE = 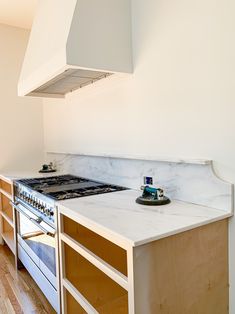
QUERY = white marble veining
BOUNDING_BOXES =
[58,189,232,248]
[47,151,212,165]
[1,155,233,249]
[47,153,233,213]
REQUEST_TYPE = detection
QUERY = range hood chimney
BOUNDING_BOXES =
[18,0,133,98]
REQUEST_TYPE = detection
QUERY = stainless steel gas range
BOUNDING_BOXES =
[11,174,127,312]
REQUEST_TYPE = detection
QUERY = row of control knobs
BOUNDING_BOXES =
[19,192,54,217]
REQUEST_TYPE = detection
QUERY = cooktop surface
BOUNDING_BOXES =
[17,175,128,201]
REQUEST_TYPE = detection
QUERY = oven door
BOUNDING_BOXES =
[13,202,57,289]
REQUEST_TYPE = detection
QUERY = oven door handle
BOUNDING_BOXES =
[10,201,55,238]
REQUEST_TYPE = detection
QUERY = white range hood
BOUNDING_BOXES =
[18,0,133,98]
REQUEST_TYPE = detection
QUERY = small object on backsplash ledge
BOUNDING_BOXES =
[136,185,170,206]
[39,162,57,173]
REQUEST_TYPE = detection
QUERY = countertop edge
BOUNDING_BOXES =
[133,212,232,246]
[58,202,232,249]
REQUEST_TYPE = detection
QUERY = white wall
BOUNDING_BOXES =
[43,0,235,177]
[0,24,44,171]
[43,0,235,310]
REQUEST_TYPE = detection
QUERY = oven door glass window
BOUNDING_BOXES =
[17,205,56,282]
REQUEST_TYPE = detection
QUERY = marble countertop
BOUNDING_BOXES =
[58,189,232,248]
[0,170,65,183]
[1,170,232,248]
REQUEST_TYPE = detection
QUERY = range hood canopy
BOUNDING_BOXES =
[18,0,133,98]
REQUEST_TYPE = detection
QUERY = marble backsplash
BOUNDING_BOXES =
[46,153,233,213]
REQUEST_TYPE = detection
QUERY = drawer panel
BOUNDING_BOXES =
[63,215,127,276]
[63,242,128,314]
[65,289,86,314]
[0,193,13,221]
[0,179,12,195]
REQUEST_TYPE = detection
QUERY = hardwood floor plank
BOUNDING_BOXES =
[4,298,18,314]
[0,299,9,314]
[1,272,22,313]
[0,245,56,314]
[6,272,36,312]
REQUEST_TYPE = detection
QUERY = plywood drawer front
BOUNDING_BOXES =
[0,179,12,195]
[0,193,13,221]
[63,243,128,314]
[63,215,127,276]
[65,289,86,314]
[2,217,15,253]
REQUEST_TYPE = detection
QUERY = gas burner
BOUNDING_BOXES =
[46,184,127,201]
[14,174,127,228]
[16,175,128,202]
[56,192,82,200]
[18,175,89,191]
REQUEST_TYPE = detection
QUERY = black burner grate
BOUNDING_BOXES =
[46,184,127,200]
[17,175,88,190]
[17,175,128,201]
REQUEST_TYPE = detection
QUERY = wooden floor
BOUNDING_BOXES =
[0,245,56,314]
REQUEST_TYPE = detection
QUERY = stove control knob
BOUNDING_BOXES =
[50,211,54,217]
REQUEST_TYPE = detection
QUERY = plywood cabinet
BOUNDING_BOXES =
[58,208,228,314]
[63,216,128,276]
[59,212,129,314]
[131,219,229,314]
[63,243,128,313]
[0,176,16,258]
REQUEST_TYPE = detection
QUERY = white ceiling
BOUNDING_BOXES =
[0,0,38,29]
